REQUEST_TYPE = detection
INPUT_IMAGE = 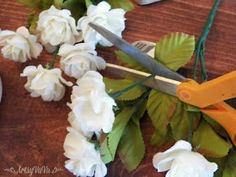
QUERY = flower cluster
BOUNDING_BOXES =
[64,71,116,176]
[0,1,124,176]
[0,26,42,62]
[0,1,126,101]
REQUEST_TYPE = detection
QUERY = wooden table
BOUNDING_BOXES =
[0,0,235,176]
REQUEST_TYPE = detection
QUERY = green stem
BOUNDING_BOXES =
[46,45,60,69]
[192,0,221,81]
[188,116,193,144]
[110,74,155,99]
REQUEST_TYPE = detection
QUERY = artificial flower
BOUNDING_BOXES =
[64,127,107,177]
[37,5,80,46]
[0,26,42,62]
[68,112,94,139]
[77,1,126,47]
[58,43,106,79]
[153,140,218,177]
[20,65,72,101]
[68,71,116,135]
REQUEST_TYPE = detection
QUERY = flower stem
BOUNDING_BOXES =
[188,116,193,144]
[46,45,60,69]
[110,74,155,99]
[192,0,221,81]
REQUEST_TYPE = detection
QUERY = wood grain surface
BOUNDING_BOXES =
[0,0,236,177]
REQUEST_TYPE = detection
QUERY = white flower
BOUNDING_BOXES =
[58,43,106,79]
[77,1,126,47]
[37,5,80,46]
[68,71,116,135]
[0,26,42,62]
[153,140,218,177]
[20,65,72,101]
[64,127,107,177]
[68,112,94,139]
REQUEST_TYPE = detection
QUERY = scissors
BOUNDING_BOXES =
[134,0,162,5]
[89,22,236,146]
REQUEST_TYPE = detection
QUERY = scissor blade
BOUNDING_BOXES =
[89,22,185,82]
[105,63,180,96]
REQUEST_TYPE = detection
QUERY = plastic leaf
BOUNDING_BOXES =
[107,0,134,11]
[155,32,195,71]
[115,50,148,72]
[118,99,146,171]
[170,102,200,141]
[147,90,178,145]
[104,77,145,101]
[151,126,174,146]
[27,12,39,34]
[223,149,236,177]
[100,107,135,163]
[17,0,40,8]
[54,0,64,8]
[204,114,229,139]
[192,120,232,158]
[118,121,145,172]
[207,157,227,177]
[100,137,113,164]
[85,0,93,7]
[118,101,147,172]
[40,0,54,10]
[62,0,86,20]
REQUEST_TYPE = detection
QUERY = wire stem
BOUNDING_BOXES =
[192,0,221,81]
[110,74,155,99]
[46,45,60,69]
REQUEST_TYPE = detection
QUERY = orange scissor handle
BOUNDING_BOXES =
[176,71,236,108]
[201,102,236,146]
[176,71,236,146]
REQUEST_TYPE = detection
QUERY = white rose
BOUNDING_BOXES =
[37,5,80,46]
[20,65,72,101]
[58,43,106,79]
[68,112,94,139]
[68,71,116,135]
[77,1,126,46]
[153,140,218,177]
[0,26,42,62]
[64,127,107,177]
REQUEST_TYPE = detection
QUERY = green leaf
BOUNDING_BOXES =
[115,50,148,72]
[207,157,227,177]
[107,0,134,11]
[151,126,174,146]
[170,102,200,141]
[155,32,195,71]
[104,77,145,101]
[204,114,229,139]
[192,120,232,158]
[101,107,135,163]
[40,0,54,10]
[17,0,40,8]
[223,149,236,177]
[62,0,86,20]
[118,116,145,172]
[100,136,113,164]
[117,98,146,172]
[54,0,64,8]
[85,0,93,7]
[27,12,39,34]
[147,90,178,145]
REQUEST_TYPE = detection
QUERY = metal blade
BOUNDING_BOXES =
[89,22,186,82]
[105,63,180,96]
